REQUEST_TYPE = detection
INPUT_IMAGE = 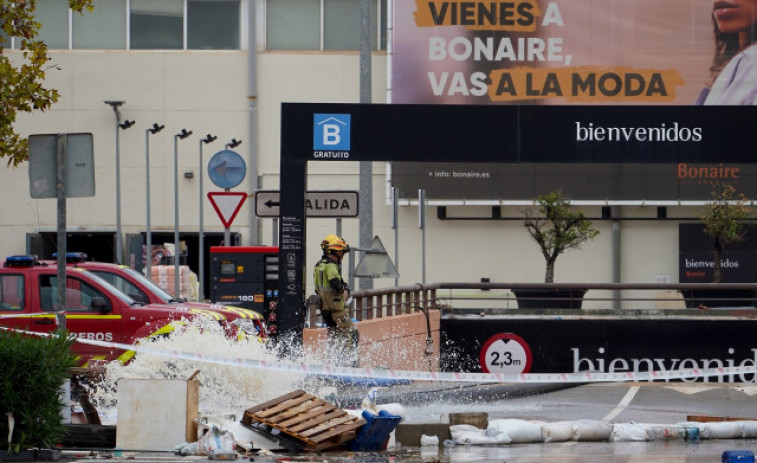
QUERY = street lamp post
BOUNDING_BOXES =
[222,139,242,246]
[145,123,164,280]
[199,134,217,301]
[174,128,193,299]
[105,100,134,264]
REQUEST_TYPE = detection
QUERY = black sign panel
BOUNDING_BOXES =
[392,162,757,202]
[302,104,757,164]
[441,316,757,382]
[679,224,757,283]
[278,103,757,341]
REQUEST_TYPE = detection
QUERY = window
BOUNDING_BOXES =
[266,0,319,50]
[188,0,240,50]
[36,0,70,49]
[39,275,107,312]
[73,0,127,49]
[266,0,387,51]
[27,0,241,50]
[130,0,184,49]
[91,271,149,304]
[0,275,25,311]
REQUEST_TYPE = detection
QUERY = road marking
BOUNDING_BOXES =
[601,385,640,423]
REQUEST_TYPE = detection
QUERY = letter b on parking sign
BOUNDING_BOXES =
[314,114,351,150]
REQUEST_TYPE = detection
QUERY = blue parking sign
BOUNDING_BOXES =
[313,114,351,151]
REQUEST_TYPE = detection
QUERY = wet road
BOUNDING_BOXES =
[68,382,757,463]
[343,381,757,462]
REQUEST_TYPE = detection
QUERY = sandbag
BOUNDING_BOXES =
[486,419,543,444]
[571,419,613,441]
[541,421,574,443]
[737,421,757,438]
[610,422,651,442]
[700,421,742,439]
[450,424,500,445]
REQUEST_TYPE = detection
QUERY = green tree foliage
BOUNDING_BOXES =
[523,190,600,283]
[0,0,92,166]
[702,184,755,283]
[0,331,77,454]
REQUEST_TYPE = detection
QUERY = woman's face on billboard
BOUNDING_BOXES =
[713,0,757,35]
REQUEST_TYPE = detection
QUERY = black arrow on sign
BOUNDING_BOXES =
[265,199,280,208]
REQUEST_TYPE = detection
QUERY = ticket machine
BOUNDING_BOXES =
[210,246,280,335]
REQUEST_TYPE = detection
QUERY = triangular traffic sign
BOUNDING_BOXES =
[207,192,247,228]
[355,236,399,278]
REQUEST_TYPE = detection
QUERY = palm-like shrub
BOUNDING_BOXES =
[0,332,77,454]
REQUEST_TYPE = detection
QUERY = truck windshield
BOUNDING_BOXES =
[122,267,175,302]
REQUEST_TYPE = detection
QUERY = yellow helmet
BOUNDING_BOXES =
[321,234,350,253]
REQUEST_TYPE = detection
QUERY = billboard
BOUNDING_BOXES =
[390,0,757,203]
[679,224,757,283]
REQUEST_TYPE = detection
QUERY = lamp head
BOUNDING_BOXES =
[226,138,242,149]
[149,123,165,134]
[202,134,218,144]
[119,119,135,130]
[177,129,193,139]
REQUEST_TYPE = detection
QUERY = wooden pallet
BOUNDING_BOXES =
[241,390,365,451]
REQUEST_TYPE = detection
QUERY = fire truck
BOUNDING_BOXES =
[0,255,262,366]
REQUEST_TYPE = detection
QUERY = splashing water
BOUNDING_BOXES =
[89,318,323,423]
[87,317,488,426]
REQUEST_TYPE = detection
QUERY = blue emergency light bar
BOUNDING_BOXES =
[52,252,89,262]
[3,255,38,267]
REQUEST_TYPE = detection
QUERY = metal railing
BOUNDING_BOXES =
[307,282,757,325]
[307,284,436,327]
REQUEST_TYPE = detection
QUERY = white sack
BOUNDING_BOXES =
[610,422,651,442]
[486,419,543,444]
[541,421,575,443]
[572,419,613,441]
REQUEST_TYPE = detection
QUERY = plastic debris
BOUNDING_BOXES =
[420,434,439,446]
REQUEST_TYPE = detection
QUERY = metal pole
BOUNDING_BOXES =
[224,138,241,247]
[359,0,373,291]
[224,187,231,246]
[105,101,129,264]
[56,134,67,332]
[115,117,122,264]
[173,129,193,299]
[145,129,151,278]
[145,123,164,280]
[174,134,180,298]
[612,205,622,310]
[199,134,217,301]
[392,187,399,287]
[419,189,426,284]
[199,139,205,300]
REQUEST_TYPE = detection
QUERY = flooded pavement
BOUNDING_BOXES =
[71,382,757,463]
[78,323,757,463]
[62,440,757,462]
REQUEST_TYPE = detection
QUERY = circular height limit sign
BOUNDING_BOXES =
[479,333,533,374]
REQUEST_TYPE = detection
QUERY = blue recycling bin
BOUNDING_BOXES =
[723,450,755,463]
[348,410,403,451]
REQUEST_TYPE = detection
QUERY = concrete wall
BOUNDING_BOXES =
[303,310,440,371]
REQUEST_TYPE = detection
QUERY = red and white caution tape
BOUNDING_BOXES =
[3,326,755,383]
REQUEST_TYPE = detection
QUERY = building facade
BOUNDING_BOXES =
[1,0,747,305]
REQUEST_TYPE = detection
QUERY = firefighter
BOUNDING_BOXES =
[313,234,359,366]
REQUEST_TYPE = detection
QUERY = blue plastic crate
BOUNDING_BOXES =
[723,450,755,463]
[348,410,403,451]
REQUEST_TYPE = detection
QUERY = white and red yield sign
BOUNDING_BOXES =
[207,192,247,228]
